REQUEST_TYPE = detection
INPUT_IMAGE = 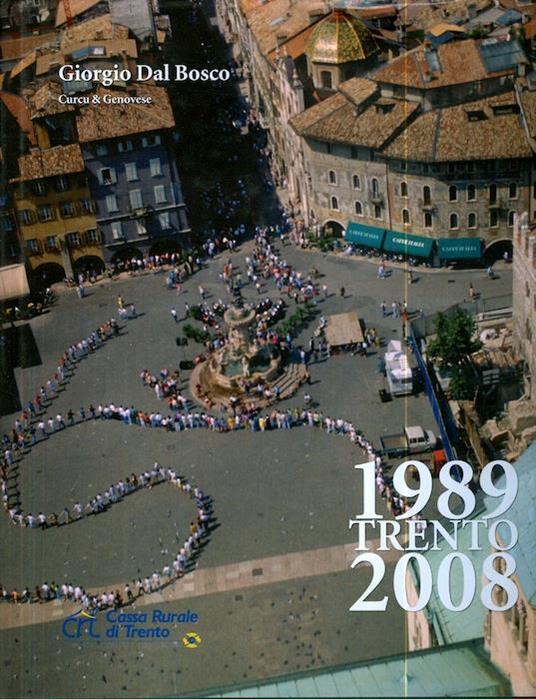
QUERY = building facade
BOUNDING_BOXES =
[75,85,189,264]
[11,143,103,284]
[512,211,536,399]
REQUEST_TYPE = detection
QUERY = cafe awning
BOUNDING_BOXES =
[437,238,483,260]
[383,231,434,258]
[344,222,385,249]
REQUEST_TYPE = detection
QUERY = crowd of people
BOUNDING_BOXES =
[1,457,211,608]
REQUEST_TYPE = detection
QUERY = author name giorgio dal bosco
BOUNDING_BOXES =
[59,63,231,87]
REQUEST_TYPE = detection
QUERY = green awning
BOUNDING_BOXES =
[438,238,483,260]
[383,230,434,258]
[344,222,385,249]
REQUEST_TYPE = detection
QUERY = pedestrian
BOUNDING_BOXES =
[381,301,387,317]
[469,283,475,301]
[340,286,345,298]
[171,308,178,323]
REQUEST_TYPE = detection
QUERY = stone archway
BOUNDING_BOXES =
[484,238,513,264]
[323,219,345,238]
[32,262,65,289]
[73,256,105,277]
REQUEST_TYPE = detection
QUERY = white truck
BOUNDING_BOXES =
[385,340,413,396]
[380,425,437,458]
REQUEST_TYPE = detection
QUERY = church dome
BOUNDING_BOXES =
[306,10,377,65]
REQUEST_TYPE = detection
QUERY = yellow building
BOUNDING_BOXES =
[10,143,104,285]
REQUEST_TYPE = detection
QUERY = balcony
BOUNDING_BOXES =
[488,197,506,210]
[418,198,435,211]
[129,205,153,219]
[370,192,384,205]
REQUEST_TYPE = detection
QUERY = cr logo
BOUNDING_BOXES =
[62,610,101,639]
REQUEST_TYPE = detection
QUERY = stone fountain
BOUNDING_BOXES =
[190,297,281,405]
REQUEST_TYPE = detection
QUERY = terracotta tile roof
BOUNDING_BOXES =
[28,81,75,118]
[428,22,466,37]
[375,38,514,89]
[16,144,85,181]
[0,32,57,61]
[338,76,378,105]
[243,0,330,56]
[291,89,419,149]
[35,38,138,76]
[519,89,536,139]
[267,24,316,63]
[75,84,175,142]
[383,92,532,161]
[354,6,397,20]
[0,91,36,145]
[56,0,104,27]
[60,14,129,48]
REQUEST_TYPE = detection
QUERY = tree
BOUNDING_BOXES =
[428,309,481,367]
[449,363,479,400]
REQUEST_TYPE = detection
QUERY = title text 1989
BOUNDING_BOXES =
[349,460,518,613]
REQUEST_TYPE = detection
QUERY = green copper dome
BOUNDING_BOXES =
[306,10,377,65]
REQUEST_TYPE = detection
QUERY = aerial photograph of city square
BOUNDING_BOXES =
[0,0,535,696]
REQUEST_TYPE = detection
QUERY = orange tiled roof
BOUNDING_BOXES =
[60,14,129,48]
[383,92,531,161]
[75,84,175,142]
[16,144,85,181]
[375,38,513,90]
[56,0,104,27]
[0,91,36,145]
[28,81,75,118]
[0,32,57,61]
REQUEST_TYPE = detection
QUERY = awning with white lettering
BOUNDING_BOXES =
[437,238,483,260]
[344,222,385,249]
[383,231,434,258]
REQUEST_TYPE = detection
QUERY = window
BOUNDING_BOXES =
[159,212,171,230]
[325,142,332,155]
[320,70,332,89]
[422,163,429,174]
[95,143,108,156]
[374,204,382,219]
[38,205,53,222]
[424,212,433,228]
[55,176,69,192]
[129,190,143,210]
[20,209,34,225]
[99,167,116,185]
[79,198,94,214]
[350,146,359,159]
[105,194,118,213]
[66,232,81,248]
[423,185,431,205]
[142,134,161,148]
[402,208,410,224]
[110,221,123,240]
[509,182,518,199]
[45,235,58,251]
[467,184,476,201]
[526,281,531,299]
[449,212,459,229]
[150,158,162,177]
[85,229,99,244]
[468,212,477,229]
[400,181,408,197]
[125,162,138,181]
[467,162,475,173]
[0,214,13,232]
[135,220,147,236]
[328,170,337,185]
[508,210,515,227]
[118,139,133,153]
[330,195,339,210]
[354,201,363,216]
[448,163,456,174]
[449,185,458,202]
[352,174,361,190]
[371,178,379,197]
[59,201,74,218]
[33,181,47,195]
[26,238,39,253]
[490,209,499,227]
[154,185,167,204]
[489,183,497,204]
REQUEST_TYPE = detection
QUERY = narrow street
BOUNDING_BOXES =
[161,1,282,237]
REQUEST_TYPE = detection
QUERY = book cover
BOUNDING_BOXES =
[0,0,534,697]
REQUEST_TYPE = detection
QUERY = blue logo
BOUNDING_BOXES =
[61,608,199,641]
[62,610,100,639]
